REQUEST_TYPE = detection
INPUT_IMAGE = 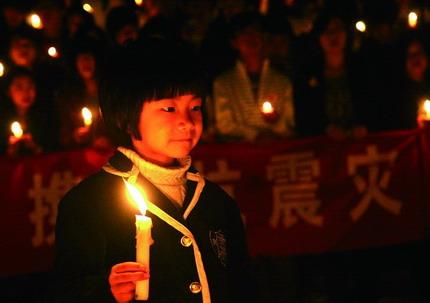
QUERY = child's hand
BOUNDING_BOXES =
[109,262,150,303]
[73,126,91,144]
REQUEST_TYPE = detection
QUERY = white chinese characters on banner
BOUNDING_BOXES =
[266,152,323,228]
[28,171,78,247]
[347,145,402,221]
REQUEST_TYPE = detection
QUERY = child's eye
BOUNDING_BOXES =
[191,105,202,112]
[162,107,175,112]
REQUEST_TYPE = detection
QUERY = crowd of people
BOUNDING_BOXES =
[1,0,430,158]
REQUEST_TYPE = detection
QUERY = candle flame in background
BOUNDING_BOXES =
[11,121,23,138]
[82,3,94,14]
[27,13,43,29]
[424,99,430,119]
[81,107,93,126]
[48,47,59,58]
[0,62,4,77]
[408,11,418,28]
[355,21,366,33]
[124,180,148,215]
[135,0,143,5]
[261,101,275,114]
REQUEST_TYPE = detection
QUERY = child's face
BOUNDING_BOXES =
[76,53,96,80]
[131,94,203,166]
[8,76,36,111]
[9,38,37,67]
[319,18,346,53]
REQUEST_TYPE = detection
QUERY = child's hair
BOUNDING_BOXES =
[5,66,36,90]
[229,11,264,40]
[99,37,207,146]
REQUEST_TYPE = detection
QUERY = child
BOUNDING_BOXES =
[0,67,58,156]
[54,38,256,303]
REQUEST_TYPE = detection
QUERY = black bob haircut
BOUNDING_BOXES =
[99,37,207,146]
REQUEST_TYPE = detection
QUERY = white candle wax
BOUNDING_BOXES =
[135,214,152,300]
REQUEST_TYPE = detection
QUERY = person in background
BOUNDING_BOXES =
[200,0,247,80]
[56,36,108,149]
[6,26,66,111]
[105,5,139,47]
[54,37,256,303]
[294,11,367,139]
[394,33,430,129]
[61,4,107,62]
[0,1,30,57]
[210,11,295,142]
[263,12,296,79]
[355,0,402,132]
[0,67,59,157]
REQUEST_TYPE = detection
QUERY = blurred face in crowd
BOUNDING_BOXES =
[232,24,264,61]
[8,76,37,112]
[67,13,85,37]
[115,24,139,46]
[38,7,63,38]
[2,6,25,28]
[76,53,96,80]
[9,37,37,68]
[319,18,346,55]
[406,41,428,82]
[218,0,245,20]
[131,94,203,166]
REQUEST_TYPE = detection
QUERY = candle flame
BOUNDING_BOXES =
[27,13,43,29]
[83,3,94,13]
[81,107,93,126]
[355,21,366,33]
[124,180,148,215]
[135,0,143,5]
[261,101,274,114]
[11,121,23,138]
[0,62,4,77]
[408,11,418,28]
[424,99,430,119]
[48,46,59,58]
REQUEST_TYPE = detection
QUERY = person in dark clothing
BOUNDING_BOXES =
[394,34,430,129]
[294,11,367,139]
[0,67,59,156]
[54,38,256,303]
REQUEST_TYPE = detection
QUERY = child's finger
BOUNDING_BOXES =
[112,262,147,273]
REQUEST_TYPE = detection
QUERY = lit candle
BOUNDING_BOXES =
[408,11,418,28]
[27,13,43,29]
[261,100,274,115]
[260,100,278,123]
[355,20,366,33]
[124,181,152,301]
[82,3,94,14]
[0,62,5,77]
[48,46,59,58]
[424,99,430,120]
[11,121,23,139]
[135,0,143,5]
[81,107,93,126]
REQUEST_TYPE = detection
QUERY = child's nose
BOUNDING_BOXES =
[178,112,194,131]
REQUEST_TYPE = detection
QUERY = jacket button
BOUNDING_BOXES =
[189,282,202,294]
[181,236,193,247]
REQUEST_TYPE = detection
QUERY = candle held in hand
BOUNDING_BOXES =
[260,100,278,123]
[424,100,430,120]
[81,107,93,126]
[124,180,152,301]
[11,121,23,139]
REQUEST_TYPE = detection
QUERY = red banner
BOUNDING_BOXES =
[2,129,430,276]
